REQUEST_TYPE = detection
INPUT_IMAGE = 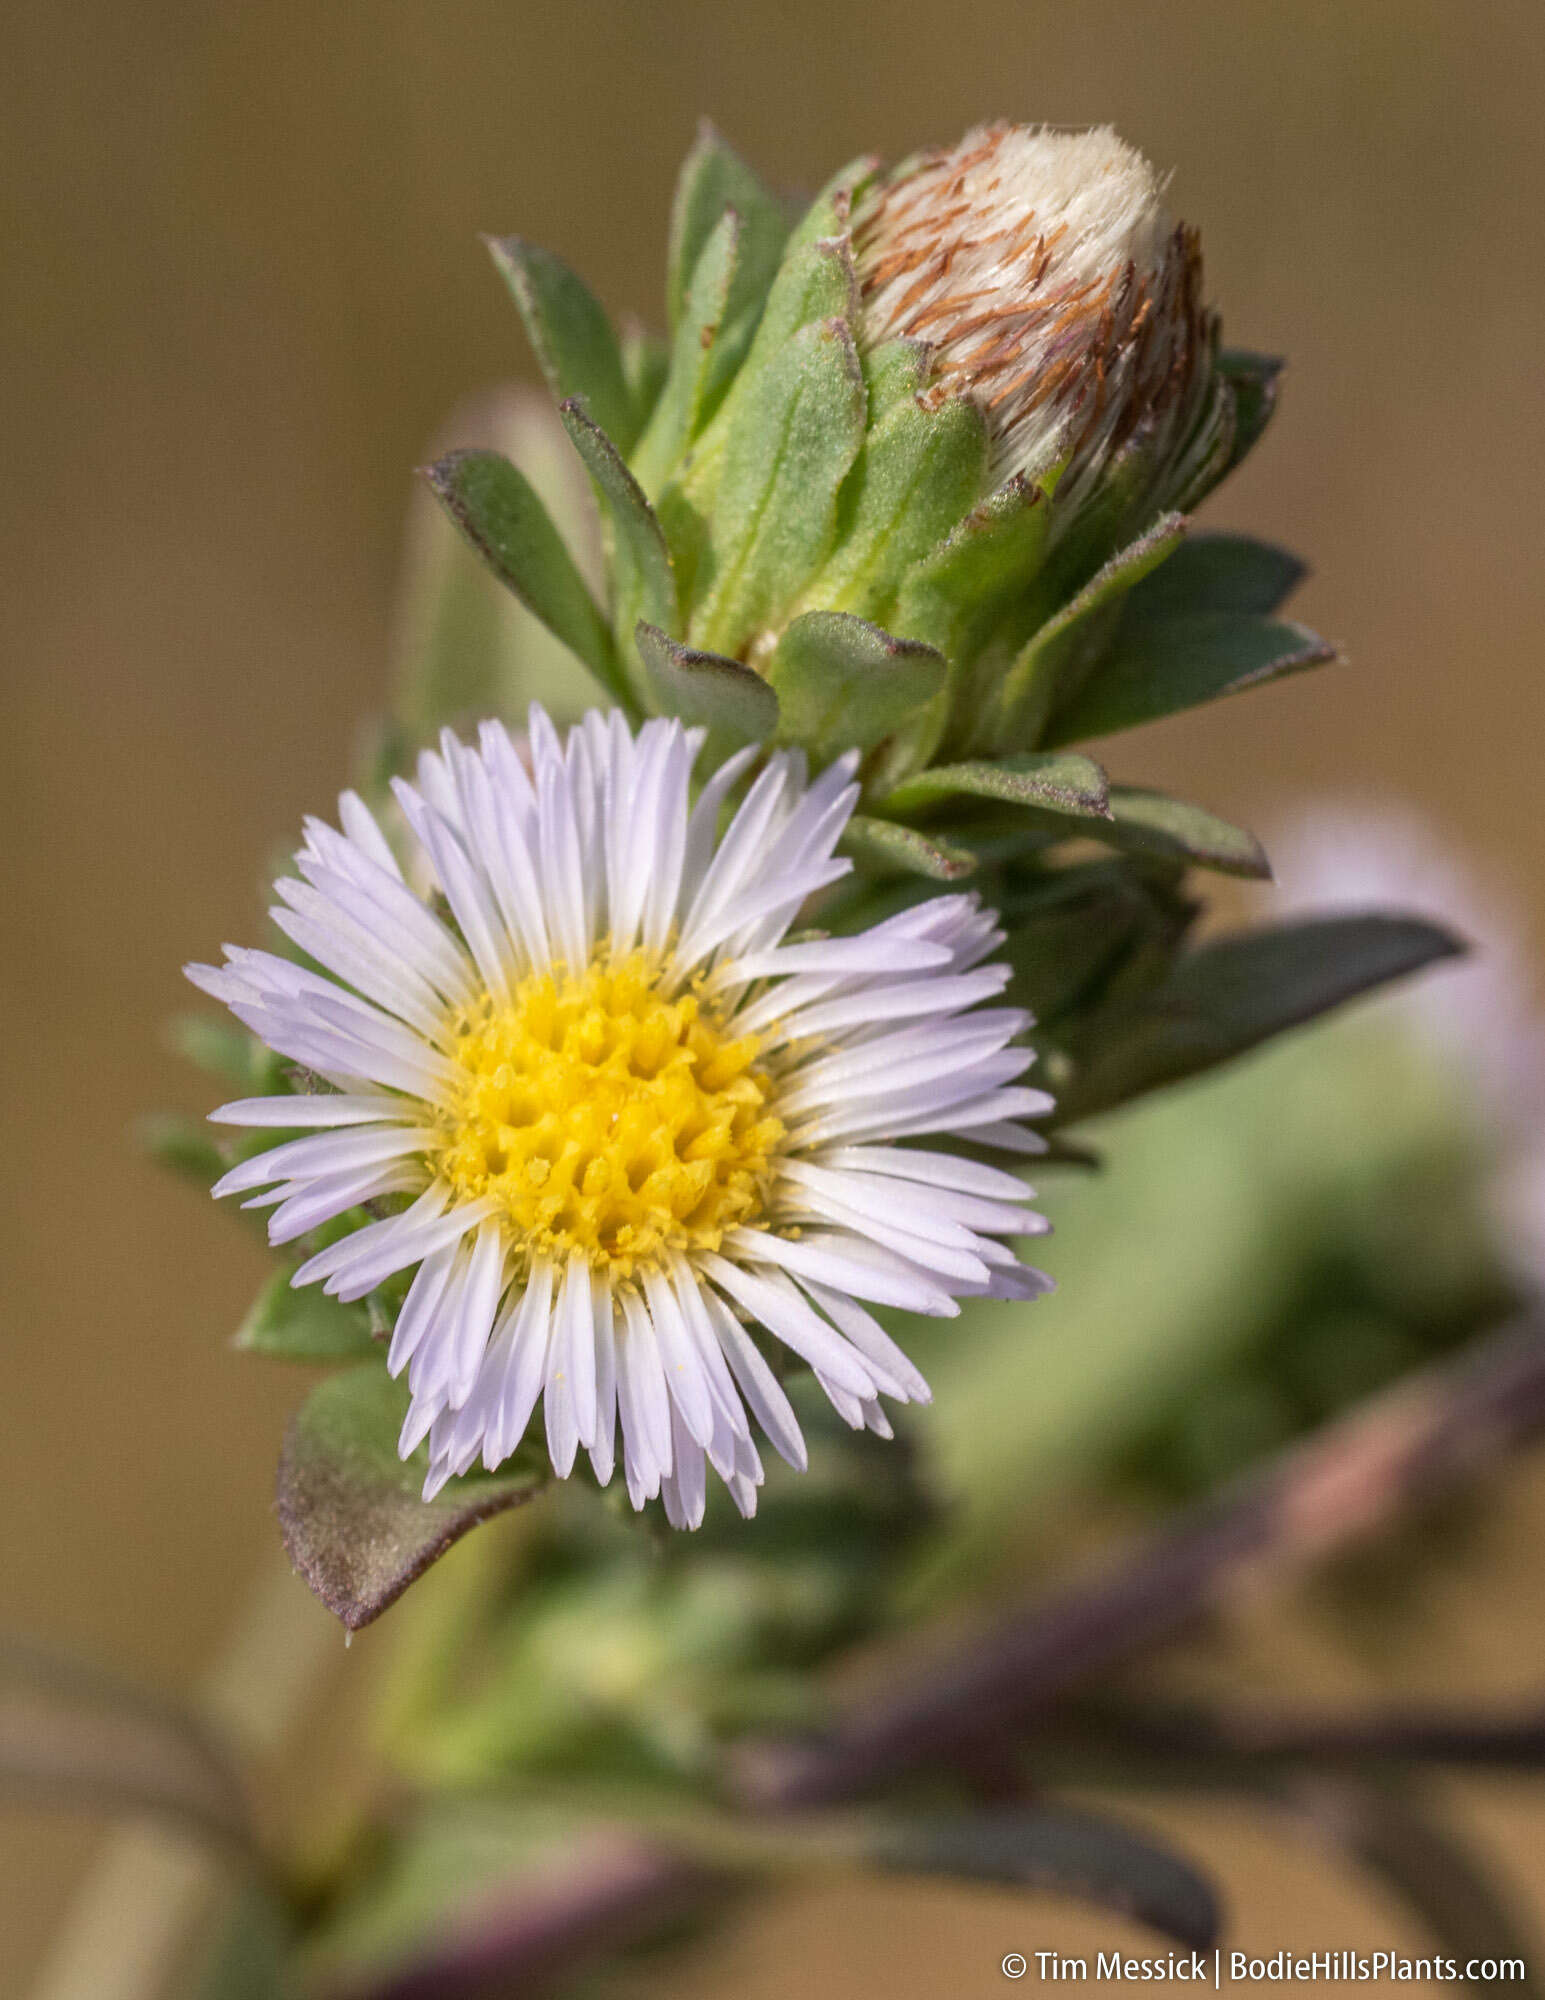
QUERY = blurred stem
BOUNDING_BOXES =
[733,1314,1545,1809]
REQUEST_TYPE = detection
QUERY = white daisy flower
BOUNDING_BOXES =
[188,709,1053,1527]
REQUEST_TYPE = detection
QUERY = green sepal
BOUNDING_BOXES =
[1053,913,1465,1125]
[1097,788,1271,879]
[766,611,946,764]
[1125,531,1305,620]
[665,120,789,337]
[421,448,629,710]
[995,513,1188,749]
[1042,608,1337,747]
[689,317,867,658]
[1218,349,1284,474]
[235,1269,377,1362]
[560,398,680,677]
[803,357,989,627]
[883,751,1110,821]
[891,473,1051,670]
[485,237,638,454]
[634,620,778,746]
[276,1366,548,1630]
[840,815,977,881]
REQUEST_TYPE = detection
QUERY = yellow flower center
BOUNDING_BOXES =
[435,950,783,1281]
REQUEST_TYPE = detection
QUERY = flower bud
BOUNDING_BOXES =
[853,124,1211,532]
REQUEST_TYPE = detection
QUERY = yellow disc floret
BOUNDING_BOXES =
[435,951,783,1281]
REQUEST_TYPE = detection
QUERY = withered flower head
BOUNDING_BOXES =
[854,124,1211,520]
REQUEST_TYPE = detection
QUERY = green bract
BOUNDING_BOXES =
[426,127,1325,863]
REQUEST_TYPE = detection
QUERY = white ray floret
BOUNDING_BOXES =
[189,708,1053,1526]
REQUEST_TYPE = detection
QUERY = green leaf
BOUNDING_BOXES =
[766,611,946,762]
[996,512,1188,748]
[666,121,789,337]
[634,621,778,746]
[560,397,680,673]
[1055,913,1465,1124]
[421,448,628,708]
[633,207,742,494]
[733,231,858,381]
[166,1014,270,1088]
[397,392,613,731]
[891,473,1051,667]
[691,317,866,657]
[884,751,1109,820]
[1044,610,1338,747]
[807,366,989,626]
[869,1805,1218,1951]
[620,321,669,432]
[1218,349,1284,473]
[138,1112,227,1186]
[235,1269,377,1361]
[1097,788,1271,879]
[485,237,638,454]
[276,1367,547,1630]
[1002,866,1195,1030]
[0,1635,253,1855]
[783,152,882,256]
[840,815,976,881]
[1124,532,1305,620]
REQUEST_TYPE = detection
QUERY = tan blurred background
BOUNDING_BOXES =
[5,0,1545,1990]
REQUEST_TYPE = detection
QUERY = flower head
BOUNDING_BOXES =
[189,710,1052,1525]
[853,124,1210,524]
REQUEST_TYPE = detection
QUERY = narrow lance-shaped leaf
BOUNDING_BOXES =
[1093,788,1271,880]
[1122,531,1306,621]
[1054,912,1465,1125]
[560,397,680,671]
[422,449,630,711]
[401,391,614,730]
[805,352,989,627]
[1218,349,1285,475]
[690,316,867,658]
[892,472,1050,668]
[767,611,946,763]
[868,1805,1219,1952]
[1042,608,1338,747]
[630,206,741,495]
[884,751,1110,820]
[486,237,638,454]
[994,512,1189,749]
[634,621,778,748]
[619,321,669,434]
[664,232,861,537]
[840,815,976,882]
[276,1366,547,1630]
[666,121,789,335]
